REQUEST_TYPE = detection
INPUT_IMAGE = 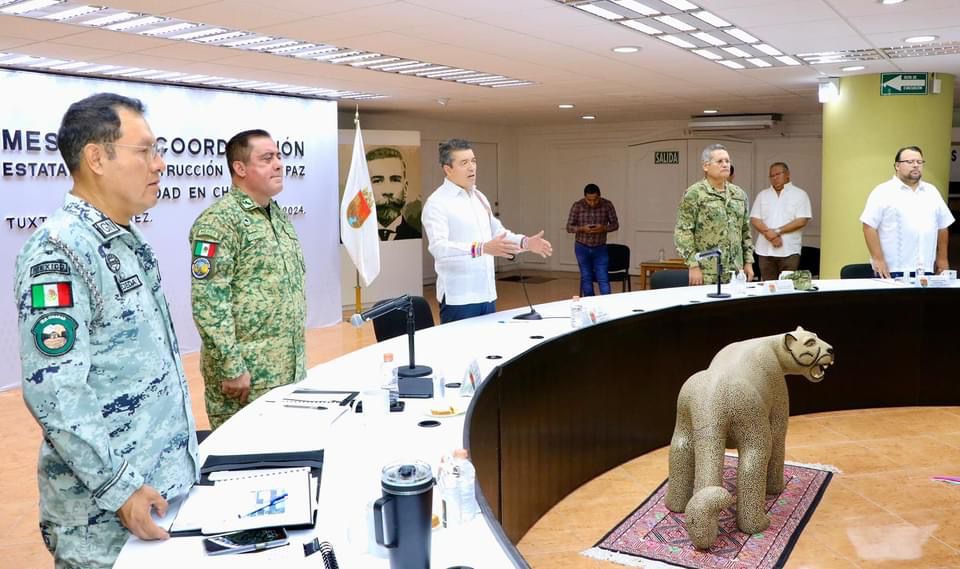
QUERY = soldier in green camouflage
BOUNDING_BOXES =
[189,130,306,429]
[674,144,755,285]
[15,94,198,569]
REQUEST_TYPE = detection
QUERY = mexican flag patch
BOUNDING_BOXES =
[31,282,73,309]
[193,241,218,258]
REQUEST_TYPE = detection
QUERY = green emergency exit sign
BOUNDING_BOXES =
[880,73,928,95]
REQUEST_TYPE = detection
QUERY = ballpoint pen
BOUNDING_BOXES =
[238,493,288,518]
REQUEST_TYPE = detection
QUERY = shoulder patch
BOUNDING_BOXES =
[92,218,121,239]
[193,240,218,258]
[105,253,121,273]
[31,282,73,309]
[29,260,70,278]
[115,274,143,295]
[32,312,78,357]
[191,257,212,279]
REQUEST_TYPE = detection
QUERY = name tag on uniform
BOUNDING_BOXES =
[115,274,143,295]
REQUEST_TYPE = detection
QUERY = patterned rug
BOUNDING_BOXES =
[583,456,833,569]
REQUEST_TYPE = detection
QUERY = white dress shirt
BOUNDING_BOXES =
[860,176,954,273]
[422,178,523,305]
[750,183,812,257]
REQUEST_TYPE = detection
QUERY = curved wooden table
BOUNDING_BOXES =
[466,285,960,565]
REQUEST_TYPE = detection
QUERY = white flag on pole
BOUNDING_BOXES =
[340,120,381,286]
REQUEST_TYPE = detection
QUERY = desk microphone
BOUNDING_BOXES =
[350,294,431,377]
[694,248,730,299]
[350,294,411,327]
[695,248,721,261]
[510,256,542,320]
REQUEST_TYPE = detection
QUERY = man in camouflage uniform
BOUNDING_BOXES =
[14,93,199,569]
[674,143,755,285]
[189,129,306,429]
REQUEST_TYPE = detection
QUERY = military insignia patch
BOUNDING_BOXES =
[31,312,78,357]
[115,274,143,295]
[193,240,218,258]
[93,219,120,239]
[31,282,73,309]
[105,254,121,273]
[29,260,70,278]
[192,257,211,279]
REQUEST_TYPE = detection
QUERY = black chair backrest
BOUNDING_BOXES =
[840,263,875,279]
[371,295,435,342]
[799,246,821,277]
[650,269,689,289]
[606,244,630,272]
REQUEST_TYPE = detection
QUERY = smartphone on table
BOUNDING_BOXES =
[202,527,289,555]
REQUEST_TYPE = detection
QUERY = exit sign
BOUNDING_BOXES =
[881,73,928,95]
[655,151,680,164]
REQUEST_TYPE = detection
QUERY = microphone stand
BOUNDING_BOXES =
[397,298,432,377]
[706,255,730,299]
[512,260,542,320]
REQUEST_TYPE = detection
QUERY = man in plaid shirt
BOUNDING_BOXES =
[566,183,620,296]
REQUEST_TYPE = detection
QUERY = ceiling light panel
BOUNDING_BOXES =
[559,1,798,70]
[0,50,382,99]
[7,0,532,89]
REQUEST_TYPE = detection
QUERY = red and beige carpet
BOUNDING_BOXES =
[583,455,834,569]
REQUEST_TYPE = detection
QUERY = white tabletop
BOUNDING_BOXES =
[115,277,951,568]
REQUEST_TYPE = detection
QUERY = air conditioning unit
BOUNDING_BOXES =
[687,113,782,131]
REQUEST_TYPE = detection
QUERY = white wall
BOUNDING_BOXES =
[341,112,825,278]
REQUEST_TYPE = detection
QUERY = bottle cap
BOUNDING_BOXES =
[383,352,394,362]
[453,449,469,460]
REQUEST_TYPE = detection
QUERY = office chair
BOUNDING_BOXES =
[606,244,632,292]
[371,295,435,342]
[840,263,875,279]
[799,246,821,277]
[650,269,689,289]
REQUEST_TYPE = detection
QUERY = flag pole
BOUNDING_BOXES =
[353,105,362,315]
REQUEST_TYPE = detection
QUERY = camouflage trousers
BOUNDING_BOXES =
[40,511,128,569]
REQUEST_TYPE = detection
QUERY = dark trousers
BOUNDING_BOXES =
[758,254,800,281]
[440,298,496,324]
[574,241,610,296]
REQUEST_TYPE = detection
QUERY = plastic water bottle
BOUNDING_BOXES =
[915,258,926,287]
[570,296,584,329]
[380,352,398,410]
[439,449,480,527]
[658,248,666,262]
[735,269,747,294]
[439,454,462,527]
[452,449,479,522]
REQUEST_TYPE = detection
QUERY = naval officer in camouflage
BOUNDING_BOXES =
[674,143,755,285]
[14,93,199,569]
[189,129,306,429]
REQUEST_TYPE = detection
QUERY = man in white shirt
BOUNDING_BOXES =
[422,139,553,324]
[860,146,954,278]
[750,162,813,280]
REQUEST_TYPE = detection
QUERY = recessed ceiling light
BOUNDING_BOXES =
[659,35,696,49]
[612,46,640,53]
[841,65,865,71]
[718,60,746,69]
[661,0,698,10]
[612,0,659,16]
[703,109,719,114]
[904,35,937,44]
[558,103,575,109]
[581,114,596,120]
[620,20,662,34]
[879,0,905,4]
